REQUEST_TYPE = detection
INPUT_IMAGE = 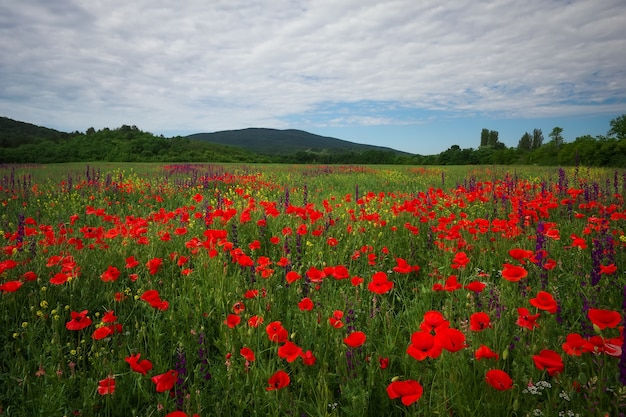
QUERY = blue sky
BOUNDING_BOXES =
[1,0,625,155]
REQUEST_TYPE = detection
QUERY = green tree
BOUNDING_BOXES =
[607,114,626,140]
[480,129,489,147]
[517,132,532,151]
[532,128,544,149]
[549,127,564,148]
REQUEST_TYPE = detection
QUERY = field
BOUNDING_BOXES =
[0,162,625,417]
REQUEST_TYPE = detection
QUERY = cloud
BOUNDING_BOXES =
[0,0,624,137]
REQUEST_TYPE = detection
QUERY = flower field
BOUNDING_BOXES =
[1,162,625,417]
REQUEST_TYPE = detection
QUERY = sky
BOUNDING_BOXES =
[1,0,625,155]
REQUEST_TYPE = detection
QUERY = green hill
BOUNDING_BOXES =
[0,116,67,147]
[186,128,409,155]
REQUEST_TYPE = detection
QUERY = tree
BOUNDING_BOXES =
[607,114,626,140]
[488,130,499,147]
[549,127,564,148]
[480,129,489,147]
[517,132,532,151]
[532,129,544,149]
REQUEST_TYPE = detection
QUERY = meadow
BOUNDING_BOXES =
[0,162,625,417]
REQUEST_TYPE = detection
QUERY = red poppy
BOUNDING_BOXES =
[92,325,114,340]
[331,265,350,280]
[266,370,290,390]
[22,271,37,281]
[278,341,303,363]
[300,350,316,366]
[232,301,245,314]
[306,266,326,283]
[379,356,389,369]
[508,248,534,261]
[562,333,593,356]
[351,276,364,286]
[328,310,344,328]
[435,327,466,352]
[0,280,22,293]
[420,311,449,332]
[501,263,528,282]
[266,321,288,343]
[244,289,259,299]
[224,314,241,328]
[451,251,470,269]
[66,310,92,331]
[146,257,163,275]
[100,265,120,282]
[516,307,540,330]
[367,271,394,294]
[598,263,617,275]
[529,291,558,314]
[151,370,178,392]
[393,258,419,274]
[386,379,424,406]
[50,272,69,285]
[285,271,301,284]
[240,347,256,362]
[344,331,366,348]
[140,290,169,311]
[97,377,115,395]
[298,297,314,311]
[469,312,492,331]
[248,315,264,328]
[475,344,499,361]
[588,308,621,330]
[533,349,564,376]
[407,331,442,361]
[125,353,153,375]
[485,369,513,391]
[443,275,462,292]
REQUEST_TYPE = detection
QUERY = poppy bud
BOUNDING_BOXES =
[502,348,509,360]
[391,376,401,382]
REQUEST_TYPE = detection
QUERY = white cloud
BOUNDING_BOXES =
[0,0,624,136]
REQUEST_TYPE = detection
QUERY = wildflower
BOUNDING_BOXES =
[278,341,303,363]
[0,280,22,293]
[407,331,442,361]
[266,321,288,343]
[475,345,499,361]
[588,308,621,330]
[232,301,245,314]
[485,369,513,391]
[50,272,69,285]
[435,327,467,352]
[501,263,528,282]
[66,310,92,331]
[387,379,424,406]
[516,307,540,330]
[97,377,115,395]
[151,370,178,392]
[126,353,153,375]
[298,297,314,311]
[301,350,317,366]
[344,331,366,348]
[562,333,592,356]
[451,251,470,269]
[420,311,450,332]
[240,347,255,362]
[266,370,290,390]
[100,265,120,282]
[533,349,564,376]
[140,289,169,311]
[224,314,241,328]
[598,263,617,275]
[248,315,263,328]
[146,257,163,275]
[285,271,301,284]
[328,310,344,328]
[469,312,492,331]
[529,291,557,314]
[367,271,394,294]
[379,356,389,369]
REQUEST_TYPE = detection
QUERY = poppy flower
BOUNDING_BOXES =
[351,276,364,286]
[146,257,163,275]
[508,248,534,261]
[379,356,389,369]
[50,272,69,285]
[599,263,617,275]
[387,379,424,406]
[140,290,169,311]
[100,265,120,282]
[367,271,394,294]
[393,258,419,274]
[344,331,366,348]
[248,315,264,328]
[224,314,241,328]
[533,349,564,376]
[451,251,470,269]
[97,377,115,395]
[300,350,316,366]
[278,341,303,363]
[516,307,540,330]
[329,310,344,328]
[66,310,92,331]
[125,353,153,375]
[562,333,593,356]
[0,280,22,293]
[305,266,326,283]
[240,347,256,362]
[475,345,499,361]
[244,289,259,299]
[529,291,558,314]
[332,265,350,280]
[266,321,288,343]
[285,271,301,284]
[588,308,621,330]
[435,327,466,352]
[22,271,37,281]
[485,369,513,391]
[469,312,492,331]
[266,370,290,391]
[92,325,114,340]
[407,331,442,361]
[501,263,528,282]
[298,297,314,311]
[151,370,178,392]
[443,275,462,292]
[420,311,449,332]
[232,301,245,314]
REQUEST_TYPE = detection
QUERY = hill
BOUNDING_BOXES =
[186,128,410,156]
[0,116,67,147]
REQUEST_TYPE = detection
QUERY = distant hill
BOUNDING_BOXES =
[186,128,410,156]
[0,116,67,147]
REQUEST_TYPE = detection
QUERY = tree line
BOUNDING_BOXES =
[1,115,625,167]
